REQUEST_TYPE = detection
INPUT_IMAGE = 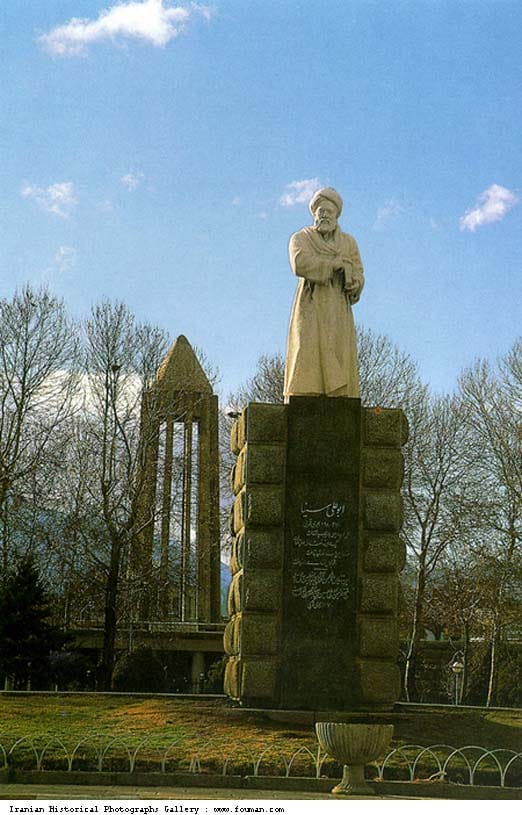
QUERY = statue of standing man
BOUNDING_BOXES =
[283,187,364,402]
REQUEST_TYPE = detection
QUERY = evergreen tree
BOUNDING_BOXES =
[0,556,66,689]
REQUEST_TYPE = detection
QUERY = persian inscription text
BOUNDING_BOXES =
[291,500,352,610]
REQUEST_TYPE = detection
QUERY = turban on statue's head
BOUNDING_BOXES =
[309,187,343,217]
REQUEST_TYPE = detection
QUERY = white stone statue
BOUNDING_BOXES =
[283,187,364,402]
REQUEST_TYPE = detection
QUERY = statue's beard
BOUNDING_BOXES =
[315,217,336,234]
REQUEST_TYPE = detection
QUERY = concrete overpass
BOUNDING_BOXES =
[69,620,226,691]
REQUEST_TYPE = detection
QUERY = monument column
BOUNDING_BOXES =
[131,335,221,623]
[224,400,407,711]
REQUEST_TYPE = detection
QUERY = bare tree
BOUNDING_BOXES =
[459,343,522,706]
[357,326,425,408]
[422,543,490,702]
[401,393,471,700]
[76,301,168,689]
[227,353,285,409]
[0,286,78,576]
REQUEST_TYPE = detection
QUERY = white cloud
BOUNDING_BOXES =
[38,0,213,57]
[231,196,241,207]
[279,178,322,207]
[121,170,145,191]
[97,198,115,213]
[459,184,518,232]
[191,2,213,21]
[21,181,78,218]
[54,246,77,274]
[373,199,404,231]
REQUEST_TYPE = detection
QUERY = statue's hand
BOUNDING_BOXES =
[331,267,345,288]
[345,279,362,304]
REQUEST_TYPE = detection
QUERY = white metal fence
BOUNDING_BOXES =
[0,734,521,788]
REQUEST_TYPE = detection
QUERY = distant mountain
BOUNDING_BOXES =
[220,560,232,618]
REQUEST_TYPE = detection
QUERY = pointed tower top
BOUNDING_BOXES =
[156,335,212,394]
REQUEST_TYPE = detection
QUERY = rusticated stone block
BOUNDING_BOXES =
[363,492,403,531]
[230,461,237,495]
[364,408,408,448]
[233,490,246,534]
[362,448,404,489]
[223,617,233,655]
[223,615,240,655]
[246,486,284,526]
[224,656,241,698]
[237,410,247,450]
[360,575,399,614]
[227,572,242,616]
[363,535,400,573]
[226,582,235,618]
[246,443,286,484]
[359,617,399,658]
[230,533,244,574]
[244,530,284,570]
[241,657,279,699]
[230,420,240,456]
[240,612,280,655]
[243,571,282,612]
[357,659,401,705]
[247,403,287,443]
[232,447,246,495]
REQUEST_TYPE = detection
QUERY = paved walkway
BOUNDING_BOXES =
[0,783,394,800]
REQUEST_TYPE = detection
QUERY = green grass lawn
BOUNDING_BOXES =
[1,694,198,740]
[0,695,319,775]
[393,705,522,752]
[0,694,521,779]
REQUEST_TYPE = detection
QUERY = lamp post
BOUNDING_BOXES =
[451,655,464,705]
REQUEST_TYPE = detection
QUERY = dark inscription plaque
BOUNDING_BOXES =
[280,397,360,710]
[292,500,351,610]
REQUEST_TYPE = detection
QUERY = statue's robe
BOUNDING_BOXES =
[283,225,364,401]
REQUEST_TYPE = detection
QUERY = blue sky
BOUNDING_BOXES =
[1,0,521,398]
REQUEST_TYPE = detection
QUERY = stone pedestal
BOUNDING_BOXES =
[224,397,407,711]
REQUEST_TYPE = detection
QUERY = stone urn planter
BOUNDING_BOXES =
[315,722,394,795]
